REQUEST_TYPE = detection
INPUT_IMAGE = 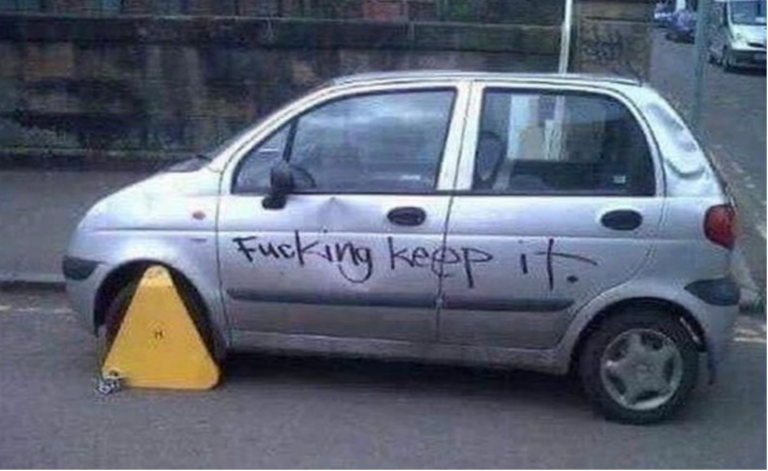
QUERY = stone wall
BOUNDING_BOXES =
[0,0,653,166]
[573,0,656,79]
[0,0,565,24]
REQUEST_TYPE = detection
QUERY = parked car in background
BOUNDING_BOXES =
[654,2,675,28]
[666,8,697,42]
[64,72,740,425]
[709,0,767,71]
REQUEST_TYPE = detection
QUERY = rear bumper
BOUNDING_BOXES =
[685,276,740,306]
[684,276,740,382]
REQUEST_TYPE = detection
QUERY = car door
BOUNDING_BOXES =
[218,82,468,342]
[439,83,664,349]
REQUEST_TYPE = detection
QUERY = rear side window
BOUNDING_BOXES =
[472,90,655,196]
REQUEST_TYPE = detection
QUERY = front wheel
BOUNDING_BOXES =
[578,309,699,424]
[708,47,717,64]
[98,270,221,362]
[722,47,736,72]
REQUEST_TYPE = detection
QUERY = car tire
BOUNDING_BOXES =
[722,47,736,72]
[98,270,219,361]
[578,309,699,425]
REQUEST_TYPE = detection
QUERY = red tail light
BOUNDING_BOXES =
[704,204,737,249]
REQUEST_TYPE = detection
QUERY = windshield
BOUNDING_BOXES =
[730,1,767,25]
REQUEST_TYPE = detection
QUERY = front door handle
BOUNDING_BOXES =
[601,209,643,231]
[387,207,426,226]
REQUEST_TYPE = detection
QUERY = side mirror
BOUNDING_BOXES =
[262,161,294,210]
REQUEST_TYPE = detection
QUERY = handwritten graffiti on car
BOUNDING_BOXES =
[535,238,599,291]
[387,237,494,289]
[232,233,597,290]
[233,232,374,284]
[232,231,494,288]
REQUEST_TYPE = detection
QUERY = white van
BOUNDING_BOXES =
[709,0,767,70]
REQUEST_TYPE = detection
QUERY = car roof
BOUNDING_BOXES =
[329,71,643,89]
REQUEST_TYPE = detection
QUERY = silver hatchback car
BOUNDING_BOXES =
[64,72,739,424]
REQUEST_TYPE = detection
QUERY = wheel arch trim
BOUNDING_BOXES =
[558,284,713,378]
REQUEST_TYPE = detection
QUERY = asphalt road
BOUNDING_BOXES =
[0,290,765,469]
[649,29,767,293]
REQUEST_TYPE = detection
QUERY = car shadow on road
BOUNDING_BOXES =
[720,67,767,77]
[222,351,589,411]
[214,349,761,427]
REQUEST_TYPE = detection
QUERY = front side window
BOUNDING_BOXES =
[233,89,455,195]
[233,125,290,193]
[289,90,455,193]
[471,90,655,196]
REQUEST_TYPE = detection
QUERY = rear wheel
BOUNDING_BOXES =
[578,309,699,424]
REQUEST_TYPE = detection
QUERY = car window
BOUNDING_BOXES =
[730,0,766,25]
[233,125,290,193]
[288,89,455,193]
[471,90,655,196]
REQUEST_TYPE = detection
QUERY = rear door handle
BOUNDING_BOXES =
[387,207,426,226]
[601,209,643,231]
